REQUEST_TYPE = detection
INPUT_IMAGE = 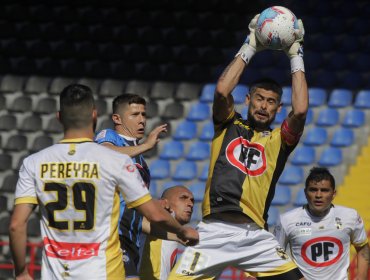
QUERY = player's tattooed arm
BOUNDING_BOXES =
[356,243,369,280]
[214,57,244,124]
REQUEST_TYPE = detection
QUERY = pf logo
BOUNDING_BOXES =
[301,237,343,267]
[226,137,266,176]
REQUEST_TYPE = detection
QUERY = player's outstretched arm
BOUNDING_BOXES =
[214,14,265,124]
[283,19,308,143]
[137,200,199,246]
[355,243,369,280]
[9,204,35,280]
[102,124,167,157]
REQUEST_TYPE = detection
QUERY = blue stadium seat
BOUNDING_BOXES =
[354,90,370,109]
[231,84,248,104]
[303,127,328,146]
[267,206,279,227]
[159,140,184,160]
[342,109,365,128]
[330,128,354,147]
[240,107,249,119]
[281,86,292,106]
[161,180,185,191]
[290,146,316,166]
[305,108,314,126]
[328,89,353,108]
[274,106,287,124]
[173,120,197,141]
[318,147,343,167]
[316,108,339,127]
[278,166,304,185]
[309,88,327,107]
[199,121,214,141]
[149,180,158,198]
[271,185,291,206]
[199,163,209,181]
[186,141,210,161]
[200,83,216,103]
[186,102,210,121]
[294,188,307,206]
[188,182,205,202]
[172,160,198,181]
[150,159,170,180]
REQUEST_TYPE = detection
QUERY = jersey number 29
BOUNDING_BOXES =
[44,182,95,231]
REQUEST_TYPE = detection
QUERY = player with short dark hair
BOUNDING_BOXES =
[275,167,369,280]
[168,13,308,280]
[95,93,168,279]
[9,84,198,280]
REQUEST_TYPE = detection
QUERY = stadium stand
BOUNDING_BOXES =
[172,160,198,181]
[185,141,210,161]
[159,140,184,160]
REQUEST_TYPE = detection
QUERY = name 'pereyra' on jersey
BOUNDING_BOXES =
[15,138,151,280]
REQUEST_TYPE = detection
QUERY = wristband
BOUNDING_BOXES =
[290,56,305,74]
[235,44,256,64]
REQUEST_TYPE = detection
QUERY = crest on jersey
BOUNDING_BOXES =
[95,130,107,141]
[225,137,266,176]
[335,217,342,229]
[126,164,136,173]
[276,246,289,260]
[301,236,343,267]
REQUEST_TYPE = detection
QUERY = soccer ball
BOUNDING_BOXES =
[255,6,298,50]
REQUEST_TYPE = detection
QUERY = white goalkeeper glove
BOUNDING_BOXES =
[285,19,305,73]
[235,14,266,64]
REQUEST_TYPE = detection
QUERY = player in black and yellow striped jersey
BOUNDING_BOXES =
[169,14,308,280]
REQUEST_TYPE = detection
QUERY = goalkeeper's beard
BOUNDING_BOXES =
[247,111,275,131]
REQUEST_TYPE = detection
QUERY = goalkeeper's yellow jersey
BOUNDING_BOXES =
[202,111,298,228]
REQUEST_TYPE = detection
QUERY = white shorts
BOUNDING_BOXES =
[168,219,298,279]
